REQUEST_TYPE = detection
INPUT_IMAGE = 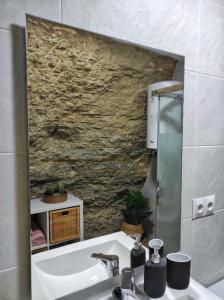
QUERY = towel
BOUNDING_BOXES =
[31,221,47,246]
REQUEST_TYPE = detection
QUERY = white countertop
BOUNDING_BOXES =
[135,267,222,300]
[60,270,222,300]
[30,193,83,214]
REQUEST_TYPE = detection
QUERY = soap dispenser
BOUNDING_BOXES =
[130,234,146,269]
[144,242,166,298]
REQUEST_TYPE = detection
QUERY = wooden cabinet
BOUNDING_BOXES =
[30,194,83,254]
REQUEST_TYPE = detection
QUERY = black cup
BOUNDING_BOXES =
[149,239,164,258]
[167,253,191,289]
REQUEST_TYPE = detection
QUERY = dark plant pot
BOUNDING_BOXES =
[121,221,144,236]
[42,192,68,204]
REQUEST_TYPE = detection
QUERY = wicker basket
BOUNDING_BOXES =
[49,207,80,244]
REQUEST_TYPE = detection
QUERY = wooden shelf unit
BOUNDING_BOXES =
[30,194,84,254]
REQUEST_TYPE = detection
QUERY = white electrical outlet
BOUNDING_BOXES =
[205,195,215,216]
[192,195,215,220]
[192,197,205,219]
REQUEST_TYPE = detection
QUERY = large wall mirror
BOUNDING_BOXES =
[26,16,184,300]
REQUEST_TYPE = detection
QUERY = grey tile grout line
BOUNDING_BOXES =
[0,27,24,36]
[0,152,28,155]
[194,0,201,148]
[0,263,30,274]
[60,0,62,23]
[182,208,224,221]
[0,27,11,32]
[181,217,192,221]
[183,145,224,148]
[213,207,224,213]
[195,0,201,76]
[185,69,224,81]
[200,268,224,283]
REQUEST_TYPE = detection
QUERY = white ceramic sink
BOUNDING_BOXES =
[32,232,137,300]
[32,232,221,300]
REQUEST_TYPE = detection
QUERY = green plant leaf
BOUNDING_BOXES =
[122,190,152,225]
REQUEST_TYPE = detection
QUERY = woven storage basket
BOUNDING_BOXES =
[49,207,80,244]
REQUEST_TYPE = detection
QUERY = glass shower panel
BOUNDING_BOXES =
[156,93,183,254]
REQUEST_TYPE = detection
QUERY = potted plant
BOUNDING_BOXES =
[42,182,68,203]
[121,191,151,236]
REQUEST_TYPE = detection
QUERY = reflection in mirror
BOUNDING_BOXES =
[156,91,183,254]
[26,16,183,299]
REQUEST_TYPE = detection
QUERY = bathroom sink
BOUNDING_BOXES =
[32,232,221,300]
[32,232,137,300]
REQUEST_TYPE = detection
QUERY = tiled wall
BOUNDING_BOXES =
[0,1,62,299]
[0,0,224,298]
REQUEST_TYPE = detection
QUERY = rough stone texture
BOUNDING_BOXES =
[27,16,177,238]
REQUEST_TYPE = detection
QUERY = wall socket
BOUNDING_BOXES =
[192,195,215,220]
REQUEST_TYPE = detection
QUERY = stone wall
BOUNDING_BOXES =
[27,16,177,238]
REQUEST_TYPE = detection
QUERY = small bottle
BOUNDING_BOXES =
[130,234,146,269]
[144,245,166,298]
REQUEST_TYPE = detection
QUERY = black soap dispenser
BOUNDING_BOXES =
[144,243,166,298]
[130,234,146,268]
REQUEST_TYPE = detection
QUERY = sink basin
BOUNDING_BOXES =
[32,232,137,300]
[36,240,127,276]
